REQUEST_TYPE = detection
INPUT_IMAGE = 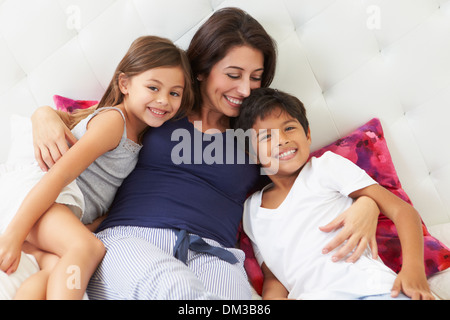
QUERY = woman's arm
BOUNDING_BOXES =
[31,106,78,171]
[350,185,434,300]
[320,196,379,263]
[261,263,289,300]
[0,110,124,274]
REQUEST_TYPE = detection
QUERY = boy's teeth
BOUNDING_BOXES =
[279,150,296,158]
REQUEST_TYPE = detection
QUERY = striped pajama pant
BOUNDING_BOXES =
[86,226,252,300]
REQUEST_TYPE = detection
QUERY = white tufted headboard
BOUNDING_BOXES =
[1,0,449,238]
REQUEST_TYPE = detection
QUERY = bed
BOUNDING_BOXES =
[0,0,449,299]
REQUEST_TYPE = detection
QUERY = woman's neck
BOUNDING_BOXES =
[188,108,230,133]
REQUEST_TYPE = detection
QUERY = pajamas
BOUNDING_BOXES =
[357,293,410,300]
[87,226,251,300]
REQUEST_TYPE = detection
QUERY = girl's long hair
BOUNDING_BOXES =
[67,36,194,129]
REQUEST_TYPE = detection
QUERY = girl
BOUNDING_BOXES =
[0,35,193,300]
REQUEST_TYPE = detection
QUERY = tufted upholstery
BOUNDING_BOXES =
[0,0,449,241]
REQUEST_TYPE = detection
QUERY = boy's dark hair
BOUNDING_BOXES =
[235,87,309,135]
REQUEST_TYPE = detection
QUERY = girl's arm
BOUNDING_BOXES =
[320,196,379,262]
[261,263,290,300]
[350,184,434,300]
[31,106,78,171]
[0,110,124,274]
[85,214,108,232]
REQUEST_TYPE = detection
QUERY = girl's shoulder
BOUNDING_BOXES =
[90,106,126,124]
[75,107,127,152]
[75,106,126,131]
[86,108,125,134]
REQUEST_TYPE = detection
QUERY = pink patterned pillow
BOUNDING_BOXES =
[53,95,98,113]
[239,118,450,295]
[310,118,450,276]
[239,223,264,295]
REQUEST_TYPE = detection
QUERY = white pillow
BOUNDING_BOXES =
[1,115,40,299]
[1,115,89,300]
[0,253,39,300]
[6,115,35,165]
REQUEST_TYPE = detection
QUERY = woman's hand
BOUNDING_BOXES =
[31,106,77,171]
[320,196,379,263]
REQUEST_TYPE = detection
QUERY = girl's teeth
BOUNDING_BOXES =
[152,109,165,115]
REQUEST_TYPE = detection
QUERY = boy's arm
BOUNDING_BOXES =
[349,184,434,300]
[261,263,290,300]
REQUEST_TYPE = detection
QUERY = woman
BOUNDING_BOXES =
[30,8,380,299]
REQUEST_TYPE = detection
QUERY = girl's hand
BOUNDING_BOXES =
[85,214,107,232]
[391,267,435,300]
[31,107,77,171]
[0,233,22,275]
[320,196,379,263]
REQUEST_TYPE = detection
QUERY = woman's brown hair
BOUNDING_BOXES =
[67,36,194,129]
[186,7,277,112]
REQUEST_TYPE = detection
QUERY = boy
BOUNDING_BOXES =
[235,88,434,300]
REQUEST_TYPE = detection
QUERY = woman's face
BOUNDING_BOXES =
[199,45,264,118]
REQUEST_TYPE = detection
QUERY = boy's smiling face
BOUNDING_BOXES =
[252,107,311,176]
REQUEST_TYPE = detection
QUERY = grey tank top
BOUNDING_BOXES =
[72,107,142,224]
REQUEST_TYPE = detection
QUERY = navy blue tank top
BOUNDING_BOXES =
[97,117,260,247]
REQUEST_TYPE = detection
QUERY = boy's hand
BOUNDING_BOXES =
[391,267,435,300]
[0,233,22,275]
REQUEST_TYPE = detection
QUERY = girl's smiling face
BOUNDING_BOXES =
[199,45,264,118]
[252,107,311,176]
[120,66,186,131]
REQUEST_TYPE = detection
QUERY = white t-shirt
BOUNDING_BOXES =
[243,151,398,299]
